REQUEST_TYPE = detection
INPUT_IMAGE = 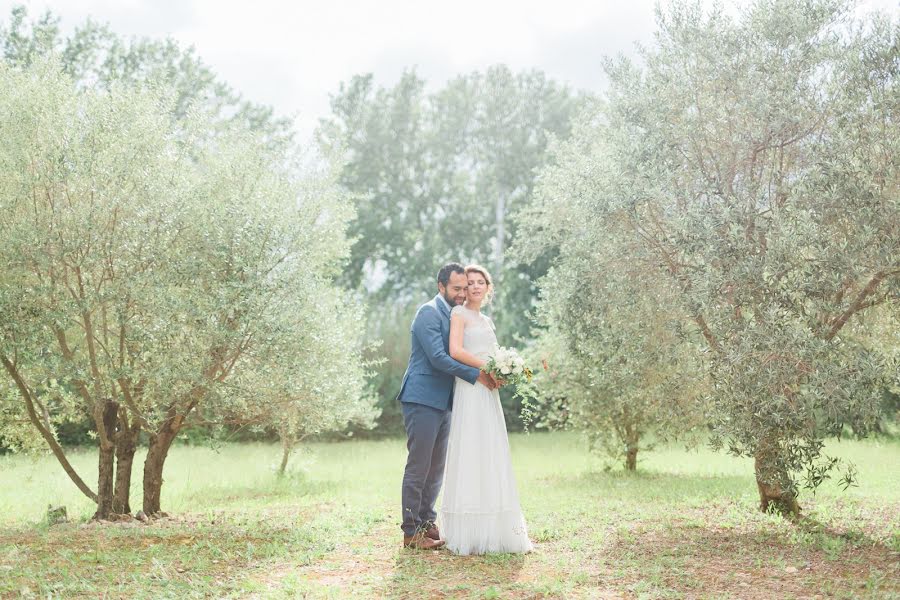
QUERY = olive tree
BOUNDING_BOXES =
[1,7,378,518]
[527,249,707,471]
[0,59,200,517]
[228,289,380,475]
[0,59,372,517]
[521,0,898,514]
[121,125,364,516]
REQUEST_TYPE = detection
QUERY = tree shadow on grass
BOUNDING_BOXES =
[384,548,527,598]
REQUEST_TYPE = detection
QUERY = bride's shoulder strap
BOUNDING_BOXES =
[450,305,466,317]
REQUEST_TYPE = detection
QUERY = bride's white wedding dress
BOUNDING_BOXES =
[439,305,533,555]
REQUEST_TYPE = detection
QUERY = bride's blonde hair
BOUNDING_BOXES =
[465,264,494,305]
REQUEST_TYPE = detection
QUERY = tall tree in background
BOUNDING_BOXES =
[1,5,292,147]
[522,0,898,514]
[319,66,582,428]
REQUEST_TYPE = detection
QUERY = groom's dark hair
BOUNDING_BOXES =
[437,262,466,287]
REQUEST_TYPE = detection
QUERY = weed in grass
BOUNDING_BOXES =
[820,534,847,560]
[480,585,500,599]
[533,526,561,542]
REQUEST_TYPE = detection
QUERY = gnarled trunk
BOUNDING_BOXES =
[94,442,116,520]
[754,441,800,517]
[93,399,119,520]
[625,445,638,471]
[113,413,140,514]
[624,423,639,471]
[142,364,219,515]
[142,422,180,516]
[278,432,294,476]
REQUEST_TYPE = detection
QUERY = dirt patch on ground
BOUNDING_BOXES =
[605,524,898,599]
[0,504,328,598]
[251,502,899,599]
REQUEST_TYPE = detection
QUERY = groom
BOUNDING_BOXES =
[398,262,498,549]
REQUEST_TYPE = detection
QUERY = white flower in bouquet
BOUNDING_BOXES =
[483,345,534,384]
[481,344,539,431]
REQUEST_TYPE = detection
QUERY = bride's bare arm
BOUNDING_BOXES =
[449,312,487,369]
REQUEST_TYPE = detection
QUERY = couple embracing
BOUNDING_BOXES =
[398,262,533,555]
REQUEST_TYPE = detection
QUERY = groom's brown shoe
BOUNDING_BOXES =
[424,525,440,541]
[403,532,445,550]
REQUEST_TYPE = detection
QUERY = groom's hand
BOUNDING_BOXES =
[477,372,498,390]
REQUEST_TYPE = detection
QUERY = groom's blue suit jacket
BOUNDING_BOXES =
[397,295,481,411]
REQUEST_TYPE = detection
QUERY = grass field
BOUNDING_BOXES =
[0,432,897,598]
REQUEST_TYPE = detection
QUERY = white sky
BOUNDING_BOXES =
[3,0,897,142]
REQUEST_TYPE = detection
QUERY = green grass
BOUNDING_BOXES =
[0,432,898,598]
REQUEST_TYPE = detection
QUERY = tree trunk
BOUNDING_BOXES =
[624,424,639,471]
[93,400,119,520]
[142,426,179,516]
[94,441,116,520]
[142,363,217,515]
[625,445,638,471]
[113,414,140,515]
[754,445,800,517]
[278,430,295,476]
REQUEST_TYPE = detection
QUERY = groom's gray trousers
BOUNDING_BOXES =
[400,401,451,537]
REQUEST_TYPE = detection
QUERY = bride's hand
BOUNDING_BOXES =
[477,372,499,390]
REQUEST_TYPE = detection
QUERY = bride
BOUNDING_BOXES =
[439,264,533,555]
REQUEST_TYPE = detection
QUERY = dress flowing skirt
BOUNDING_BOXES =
[439,377,533,555]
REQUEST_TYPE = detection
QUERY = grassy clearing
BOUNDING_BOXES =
[0,432,898,598]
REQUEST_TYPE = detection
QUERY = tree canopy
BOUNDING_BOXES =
[520,0,899,513]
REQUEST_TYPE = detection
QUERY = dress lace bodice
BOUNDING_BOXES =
[451,305,497,360]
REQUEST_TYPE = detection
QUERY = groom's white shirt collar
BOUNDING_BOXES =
[436,294,451,314]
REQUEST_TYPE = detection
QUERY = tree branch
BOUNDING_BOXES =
[626,211,722,354]
[0,354,98,503]
[825,270,895,340]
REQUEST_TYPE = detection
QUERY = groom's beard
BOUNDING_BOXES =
[443,291,465,307]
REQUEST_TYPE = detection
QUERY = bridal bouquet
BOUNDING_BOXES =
[482,345,533,383]
[482,345,539,430]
